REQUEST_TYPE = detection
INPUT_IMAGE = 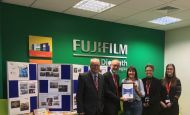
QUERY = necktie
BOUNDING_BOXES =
[113,74,118,96]
[94,75,98,90]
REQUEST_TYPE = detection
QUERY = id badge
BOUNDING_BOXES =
[145,97,150,103]
[165,99,170,103]
[165,95,170,103]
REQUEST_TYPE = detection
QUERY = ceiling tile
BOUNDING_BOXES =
[32,0,80,12]
[172,0,190,9]
[117,9,165,25]
[102,0,129,4]
[119,0,164,11]
[64,8,98,18]
[2,0,35,6]
[93,6,139,22]
[157,0,176,2]
[170,9,190,20]
[135,22,160,29]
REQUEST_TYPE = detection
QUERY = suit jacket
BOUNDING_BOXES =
[142,77,161,115]
[103,71,121,115]
[76,71,104,115]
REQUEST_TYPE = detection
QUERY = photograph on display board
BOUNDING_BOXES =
[72,65,84,80]
[72,93,77,110]
[19,81,38,97]
[28,81,38,96]
[58,85,68,92]
[11,100,20,109]
[48,80,71,95]
[19,81,29,96]
[39,94,61,109]
[7,62,29,80]
[9,97,30,115]
[29,35,52,58]
[38,64,61,80]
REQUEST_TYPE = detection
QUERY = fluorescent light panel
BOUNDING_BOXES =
[73,0,115,13]
[149,16,182,25]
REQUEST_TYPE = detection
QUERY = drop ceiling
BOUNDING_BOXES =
[2,0,190,31]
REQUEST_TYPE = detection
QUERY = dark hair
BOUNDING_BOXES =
[126,66,138,80]
[145,64,154,71]
[162,64,177,87]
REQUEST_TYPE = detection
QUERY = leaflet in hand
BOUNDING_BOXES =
[122,83,133,99]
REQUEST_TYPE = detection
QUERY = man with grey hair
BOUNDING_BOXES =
[103,59,121,115]
[77,58,104,115]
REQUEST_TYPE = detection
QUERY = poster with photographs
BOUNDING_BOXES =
[72,93,77,110]
[39,94,62,109]
[7,62,29,80]
[100,66,108,75]
[72,64,84,80]
[38,64,61,80]
[18,81,38,97]
[9,97,30,115]
[48,80,71,95]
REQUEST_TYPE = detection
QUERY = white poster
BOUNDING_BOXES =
[48,80,71,95]
[72,64,84,80]
[73,93,77,110]
[19,81,38,97]
[19,81,29,96]
[100,66,108,75]
[28,81,38,96]
[9,97,30,115]
[122,83,134,99]
[39,93,62,109]
[38,64,61,80]
[8,62,29,80]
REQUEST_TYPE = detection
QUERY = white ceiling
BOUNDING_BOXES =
[2,0,190,31]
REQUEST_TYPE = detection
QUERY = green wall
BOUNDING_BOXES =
[1,3,164,99]
[0,3,3,99]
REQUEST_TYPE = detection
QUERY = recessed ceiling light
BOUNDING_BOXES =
[149,16,182,25]
[73,0,116,13]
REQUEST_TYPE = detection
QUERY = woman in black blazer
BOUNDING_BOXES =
[160,64,182,115]
[142,64,161,115]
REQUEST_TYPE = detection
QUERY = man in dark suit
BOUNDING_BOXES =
[142,64,161,115]
[103,59,121,115]
[76,58,104,115]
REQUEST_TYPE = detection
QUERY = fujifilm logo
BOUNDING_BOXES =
[73,39,128,59]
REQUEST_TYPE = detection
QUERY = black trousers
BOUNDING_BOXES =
[142,105,160,115]
[160,103,179,115]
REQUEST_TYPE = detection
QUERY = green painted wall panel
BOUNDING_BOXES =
[1,3,164,98]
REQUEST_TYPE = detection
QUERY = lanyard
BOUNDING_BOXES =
[165,81,171,94]
[146,80,151,95]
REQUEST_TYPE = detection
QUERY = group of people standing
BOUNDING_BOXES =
[76,58,182,115]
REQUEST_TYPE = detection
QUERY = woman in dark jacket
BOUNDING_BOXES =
[160,64,182,115]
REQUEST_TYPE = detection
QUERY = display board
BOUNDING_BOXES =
[7,62,109,113]
[38,64,72,111]
[7,61,38,115]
